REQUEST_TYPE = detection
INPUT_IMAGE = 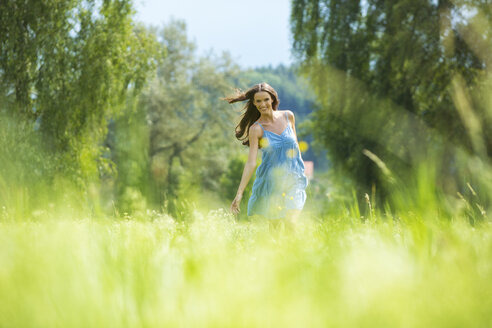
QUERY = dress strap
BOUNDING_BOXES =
[254,121,265,131]
[284,111,290,126]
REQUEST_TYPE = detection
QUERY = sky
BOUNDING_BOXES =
[134,0,294,69]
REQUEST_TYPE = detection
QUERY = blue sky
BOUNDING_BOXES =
[134,0,293,69]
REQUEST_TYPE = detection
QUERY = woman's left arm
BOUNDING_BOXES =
[286,110,298,141]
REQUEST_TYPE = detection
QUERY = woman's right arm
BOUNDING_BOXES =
[230,125,261,215]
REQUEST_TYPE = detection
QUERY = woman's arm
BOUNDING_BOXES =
[230,125,262,215]
[286,110,297,140]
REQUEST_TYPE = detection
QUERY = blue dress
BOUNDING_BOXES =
[247,112,308,219]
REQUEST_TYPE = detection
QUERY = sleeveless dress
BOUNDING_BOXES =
[247,112,308,219]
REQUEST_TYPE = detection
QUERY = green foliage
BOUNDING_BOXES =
[118,187,148,216]
[132,20,241,213]
[107,95,152,213]
[218,154,258,219]
[290,0,492,208]
[0,0,158,184]
[0,208,492,326]
[219,155,250,200]
[0,110,51,216]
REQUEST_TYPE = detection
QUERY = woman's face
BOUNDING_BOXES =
[254,91,273,113]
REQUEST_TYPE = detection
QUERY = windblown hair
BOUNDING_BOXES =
[222,82,279,147]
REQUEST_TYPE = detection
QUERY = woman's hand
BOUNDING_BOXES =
[230,193,243,215]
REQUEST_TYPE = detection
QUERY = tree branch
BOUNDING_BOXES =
[150,121,207,157]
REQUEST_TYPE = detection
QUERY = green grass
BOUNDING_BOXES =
[1,208,491,327]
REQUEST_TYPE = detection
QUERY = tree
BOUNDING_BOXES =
[290,0,492,204]
[0,0,157,184]
[113,20,241,215]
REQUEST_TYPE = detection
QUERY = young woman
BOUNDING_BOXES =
[223,82,308,226]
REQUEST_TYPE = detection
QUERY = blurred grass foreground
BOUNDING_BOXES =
[0,210,491,327]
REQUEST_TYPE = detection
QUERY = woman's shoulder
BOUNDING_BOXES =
[281,109,295,120]
[249,122,263,135]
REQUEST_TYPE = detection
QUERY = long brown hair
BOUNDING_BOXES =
[222,82,280,146]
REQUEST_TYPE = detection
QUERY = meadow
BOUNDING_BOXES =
[1,205,491,327]
[1,1,492,326]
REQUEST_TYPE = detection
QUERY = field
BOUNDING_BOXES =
[1,207,491,327]
[2,0,492,326]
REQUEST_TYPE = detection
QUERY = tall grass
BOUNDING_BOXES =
[1,206,491,327]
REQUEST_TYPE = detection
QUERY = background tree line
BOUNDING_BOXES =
[5,0,486,220]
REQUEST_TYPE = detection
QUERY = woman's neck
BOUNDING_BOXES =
[259,110,276,123]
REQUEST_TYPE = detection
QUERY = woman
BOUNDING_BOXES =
[223,82,308,226]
